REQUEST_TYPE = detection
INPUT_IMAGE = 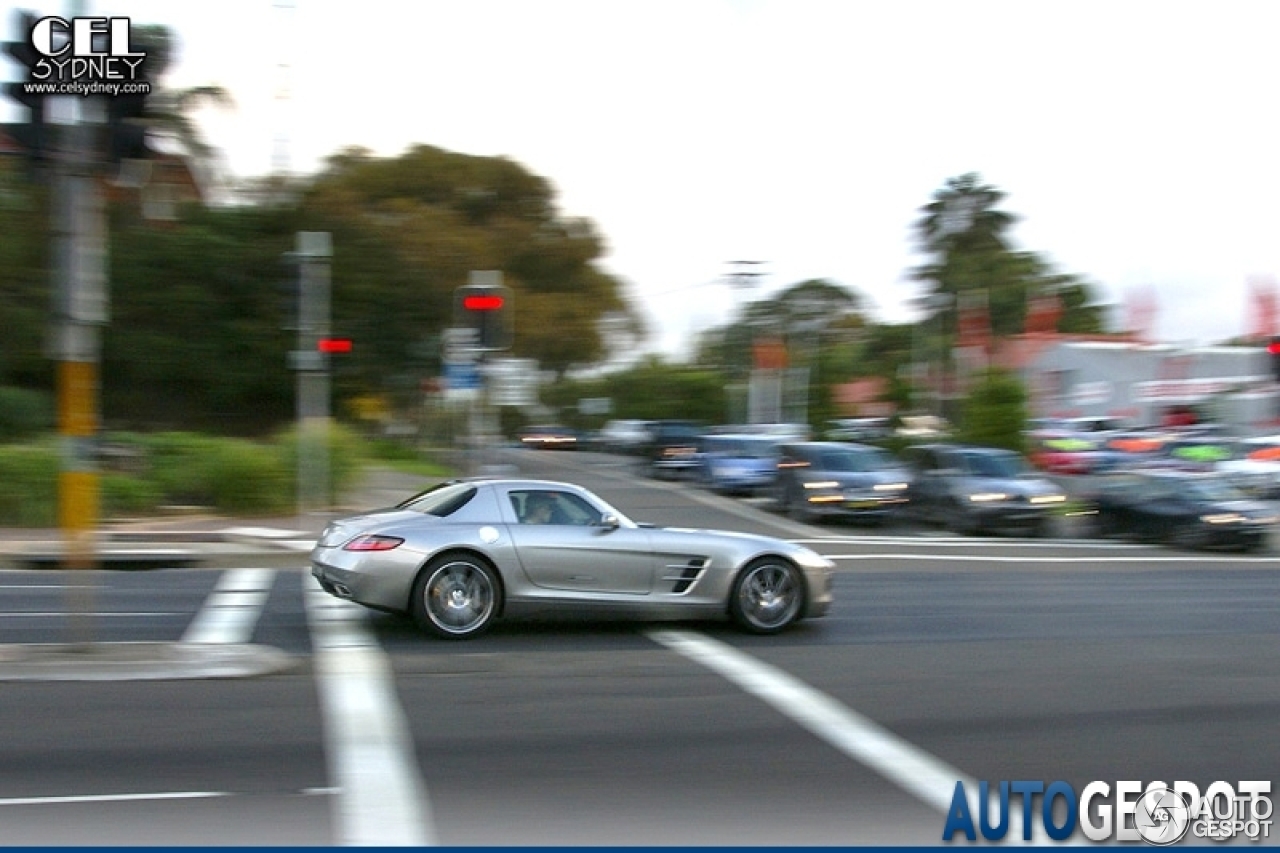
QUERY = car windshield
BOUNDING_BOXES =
[396,482,478,516]
[709,438,776,458]
[960,451,1024,479]
[817,447,892,472]
[1183,478,1249,503]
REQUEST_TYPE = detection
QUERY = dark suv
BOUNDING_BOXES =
[902,444,1066,536]
[642,420,704,479]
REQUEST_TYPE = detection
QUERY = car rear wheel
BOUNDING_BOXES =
[730,558,804,634]
[412,554,500,639]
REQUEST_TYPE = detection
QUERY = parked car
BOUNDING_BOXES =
[1027,431,1105,475]
[697,433,781,496]
[902,444,1066,536]
[1088,469,1276,551]
[598,419,653,455]
[825,417,891,443]
[311,477,835,638]
[1218,435,1280,499]
[517,424,579,449]
[771,441,910,524]
[642,420,705,479]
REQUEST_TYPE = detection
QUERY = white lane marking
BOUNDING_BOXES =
[303,573,435,846]
[822,552,1280,564]
[0,612,184,618]
[648,629,1071,845]
[181,568,275,645]
[0,791,232,806]
[791,536,1144,548]
[0,788,335,807]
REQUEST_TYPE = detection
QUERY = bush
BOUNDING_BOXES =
[0,442,59,526]
[0,387,54,441]
[133,431,292,513]
[102,474,163,518]
[0,424,370,526]
[273,421,366,505]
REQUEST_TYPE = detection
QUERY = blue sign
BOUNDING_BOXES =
[443,362,481,391]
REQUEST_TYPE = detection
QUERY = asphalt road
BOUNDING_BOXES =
[1,447,1277,845]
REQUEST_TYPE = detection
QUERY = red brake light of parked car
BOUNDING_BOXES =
[343,534,405,552]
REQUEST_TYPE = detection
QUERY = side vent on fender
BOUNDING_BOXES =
[663,556,710,594]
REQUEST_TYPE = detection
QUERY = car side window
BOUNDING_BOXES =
[511,490,599,526]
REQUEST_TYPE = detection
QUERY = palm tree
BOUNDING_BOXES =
[129,25,235,198]
[913,172,1018,261]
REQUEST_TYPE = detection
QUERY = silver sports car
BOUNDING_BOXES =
[310,477,835,639]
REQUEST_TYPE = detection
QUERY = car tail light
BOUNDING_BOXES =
[343,534,405,552]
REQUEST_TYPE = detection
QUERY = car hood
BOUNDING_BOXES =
[1202,499,1275,519]
[959,475,1059,496]
[822,468,910,488]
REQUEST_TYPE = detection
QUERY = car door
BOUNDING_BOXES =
[505,489,657,595]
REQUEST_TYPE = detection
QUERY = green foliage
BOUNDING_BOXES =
[540,356,729,430]
[0,386,54,440]
[273,421,367,504]
[101,474,163,517]
[0,441,59,526]
[128,431,291,513]
[911,172,1111,352]
[957,369,1028,452]
[0,426,376,525]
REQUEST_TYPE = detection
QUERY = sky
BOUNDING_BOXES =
[7,0,1280,359]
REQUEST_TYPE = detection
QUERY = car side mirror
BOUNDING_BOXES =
[597,513,621,530]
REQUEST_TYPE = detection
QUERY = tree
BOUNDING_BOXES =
[129,25,234,192]
[957,369,1028,452]
[911,173,1111,353]
[302,145,646,379]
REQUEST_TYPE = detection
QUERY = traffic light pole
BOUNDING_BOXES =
[292,232,333,523]
[50,89,109,646]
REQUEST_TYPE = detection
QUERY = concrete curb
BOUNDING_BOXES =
[0,527,319,571]
[0,641,300,681]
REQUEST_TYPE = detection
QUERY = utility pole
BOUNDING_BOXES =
[725,260,767,423]
[289,232,334,524]
[43,0,109,644]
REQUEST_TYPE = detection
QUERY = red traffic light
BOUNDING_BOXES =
[317,337,353,354]
[462,294,505,311]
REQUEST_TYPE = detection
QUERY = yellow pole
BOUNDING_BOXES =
[58,358,99,645]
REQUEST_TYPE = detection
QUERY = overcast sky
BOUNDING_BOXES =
[8,0,1280,358]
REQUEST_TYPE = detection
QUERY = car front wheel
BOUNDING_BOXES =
[412,554,500,639]
[730,558,804,634]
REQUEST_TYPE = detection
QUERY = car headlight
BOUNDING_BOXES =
[969,492,1008,503]
[1201,513,1244,525]
[803,480,841,490]
[874,482,908,492]
[1030,494,1066,505]
[793,549,835,572]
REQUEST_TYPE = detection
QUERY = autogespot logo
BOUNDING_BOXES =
[1132,787,1192,846]
[942,779,1273,844]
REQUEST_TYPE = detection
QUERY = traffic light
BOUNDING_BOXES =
[3,10,47,171]
[1268,336,1280,382]
[455,282,513,351]
[317,337,352,354]
[106,89,149,164]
